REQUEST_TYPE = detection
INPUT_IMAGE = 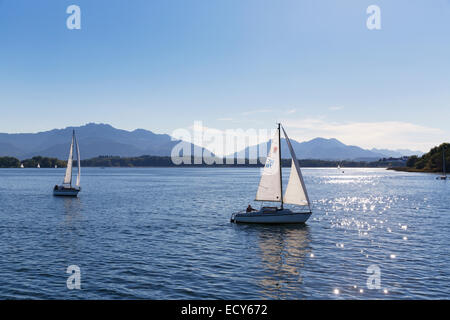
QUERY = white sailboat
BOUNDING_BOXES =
[37,163,40,168]
[53,130,81,197]
[231,124,312,224]
[438,146,447,180]
[20,164,24,168]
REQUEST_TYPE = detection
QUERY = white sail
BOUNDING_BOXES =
[75,134,81,187]
[255,130,282,202]
[281,126,310,207]
[63,135,74,185]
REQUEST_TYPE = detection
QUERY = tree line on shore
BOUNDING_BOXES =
[81,156,402,168]
[0,154,406,168]
[0,156,67,168]
[390,143,449,173]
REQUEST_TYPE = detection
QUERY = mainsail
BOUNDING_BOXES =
[63,133,74,185]
[282,126,310,207]
[75,133,81,187]
[255,129,282,202]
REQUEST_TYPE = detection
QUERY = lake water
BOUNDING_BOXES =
[0,167,449,299]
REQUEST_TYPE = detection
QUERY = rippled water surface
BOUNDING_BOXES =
[0,167,449,299]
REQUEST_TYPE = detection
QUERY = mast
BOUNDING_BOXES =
[278,123,283,210]
[70,130,74,187]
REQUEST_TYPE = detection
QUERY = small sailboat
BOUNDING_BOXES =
[37,163,40,168]
[231,124,312,224]
[438,146,447,180]
[53,130,81,197]
[55,165,58,169]
[20,164,24,168]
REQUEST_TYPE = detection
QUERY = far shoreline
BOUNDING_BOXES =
[387,167,445,174]
[0,166,392,169]
[0,155,406,169]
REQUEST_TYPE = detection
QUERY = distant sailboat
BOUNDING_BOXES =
[53,130,81,197]
[231,123,312,224]
[438,146,447,180]
[55,165,58,169]
[338,161,344,173]
[20,164,24,168]
[37,163,40,168]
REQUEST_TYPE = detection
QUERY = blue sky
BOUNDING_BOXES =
[0,0,449,151]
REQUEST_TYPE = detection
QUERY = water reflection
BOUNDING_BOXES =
[258,225,311,299]
[53,197,84,255]
[61,197,83,226]
[236,225,311,299]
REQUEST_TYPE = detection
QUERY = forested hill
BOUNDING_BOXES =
[389,143,449,173]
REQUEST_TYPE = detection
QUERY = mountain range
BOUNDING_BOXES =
[0,123,194,160]
[234,137,424,161]
[0,123,423,161]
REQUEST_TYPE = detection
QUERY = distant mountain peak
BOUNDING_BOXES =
[83,122,113,128]
[303,137,347,148]
[0,123,191,160]
[311,137,336,141]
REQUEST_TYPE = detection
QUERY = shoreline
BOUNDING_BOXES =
[1,155,405,169]
[387,167,444,174]
[1,165,391,169]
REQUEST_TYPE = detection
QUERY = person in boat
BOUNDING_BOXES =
[54,185,58,191]
[246,204,257,213]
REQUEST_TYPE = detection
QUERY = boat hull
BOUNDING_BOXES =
[231,209,311,224]
[53,187,80,197]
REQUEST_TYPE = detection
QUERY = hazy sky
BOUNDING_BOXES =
[0,0,449,151]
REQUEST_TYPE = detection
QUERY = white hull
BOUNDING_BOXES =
[53,187,80,197]
[231,209,311,224]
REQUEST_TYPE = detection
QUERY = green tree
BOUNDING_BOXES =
[406,156,418,167]
[0,157,20,168]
